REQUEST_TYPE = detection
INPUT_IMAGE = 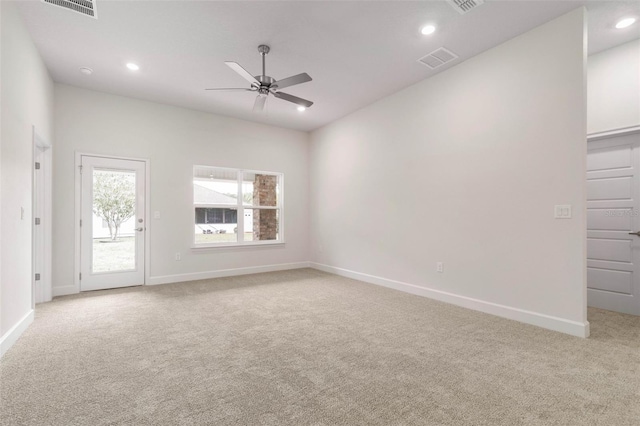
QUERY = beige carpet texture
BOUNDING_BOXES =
[1,268,639,425]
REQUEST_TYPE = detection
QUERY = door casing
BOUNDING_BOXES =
[32,126,52,304]
[74,152,151,293]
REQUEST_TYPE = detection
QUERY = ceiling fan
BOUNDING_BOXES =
[206,45,313,112]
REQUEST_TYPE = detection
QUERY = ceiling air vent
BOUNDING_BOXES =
[447,0,484,14]
[42,0,97,19]
[418,47,459,70]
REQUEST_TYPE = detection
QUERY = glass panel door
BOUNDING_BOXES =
[80,156,145,291]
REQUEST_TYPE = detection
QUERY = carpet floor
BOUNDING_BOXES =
[1,268,639,425]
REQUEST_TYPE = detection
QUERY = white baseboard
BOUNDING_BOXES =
[52,262,311,296]
[147,261,311,286]
[0,310,34,358]
[52,285,79,298]
[311,262,590,338]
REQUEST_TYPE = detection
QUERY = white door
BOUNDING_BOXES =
[33,146,45,304]
[587,132,640,315]
[80,155,146,291]
[33,129,52,303]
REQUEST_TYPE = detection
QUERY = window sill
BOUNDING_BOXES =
[191,241,285,250]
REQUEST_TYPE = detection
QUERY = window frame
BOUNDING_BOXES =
[192,165,284,249]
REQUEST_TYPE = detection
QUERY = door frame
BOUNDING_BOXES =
[32,126,52,304]
[74,152,151,293]
[587,125,640,142]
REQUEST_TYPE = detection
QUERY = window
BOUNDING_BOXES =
[195,208,237,224]
[193,166,282,247]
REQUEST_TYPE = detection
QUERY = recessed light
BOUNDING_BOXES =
[126,63,140,71]
[421,25,436,35]
[297,106,306,112]
[79,67,93,75]
[615,17,636,29]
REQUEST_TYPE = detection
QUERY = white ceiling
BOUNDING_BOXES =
[15,0,640,132]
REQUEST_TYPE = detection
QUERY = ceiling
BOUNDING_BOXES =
[15,0,640,132]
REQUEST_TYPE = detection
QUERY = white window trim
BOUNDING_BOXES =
[192,165,284,249]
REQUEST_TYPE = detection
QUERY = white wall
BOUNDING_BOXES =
[588,39,640,134]
[309,9,588,336]
[53,85,309,293]
[0,2,54,342]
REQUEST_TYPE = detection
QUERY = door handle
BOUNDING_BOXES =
[629,231,640,236]
[136,227,144,232]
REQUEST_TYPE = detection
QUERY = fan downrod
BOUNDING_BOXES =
[256,44,274,93]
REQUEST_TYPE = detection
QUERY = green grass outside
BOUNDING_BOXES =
[93,237,135,272]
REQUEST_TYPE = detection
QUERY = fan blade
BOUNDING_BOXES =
[271,73,312,90]
[205,88,255,91]
[225,62,259,86]
[273,91,313,108]
[253,94,267,112]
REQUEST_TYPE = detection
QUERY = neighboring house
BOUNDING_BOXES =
[193,182,252,234]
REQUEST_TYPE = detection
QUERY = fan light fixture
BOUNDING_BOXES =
[126,63,140,71]
[297,106,306,112]
[615,17,636,29]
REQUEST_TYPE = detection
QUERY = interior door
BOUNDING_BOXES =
[587,132,640,315]
[80,155,146,291]
[33,146,45,304]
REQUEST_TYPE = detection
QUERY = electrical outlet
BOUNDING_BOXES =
[436,262,444,273]
[175,252,181,261]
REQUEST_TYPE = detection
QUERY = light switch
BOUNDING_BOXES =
[153,211,161,219]
[554,205,572,219]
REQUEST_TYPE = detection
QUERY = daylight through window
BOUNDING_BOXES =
[193,166,282,246]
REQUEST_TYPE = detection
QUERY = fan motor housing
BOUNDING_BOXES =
[256,75,275,86]
[255,75,276,94]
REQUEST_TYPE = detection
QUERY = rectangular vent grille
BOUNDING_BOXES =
[418,47,459,70]
[447,0,484,14]
[42,0,97,19]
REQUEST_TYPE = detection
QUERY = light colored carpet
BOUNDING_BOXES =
[1,268,639,425]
